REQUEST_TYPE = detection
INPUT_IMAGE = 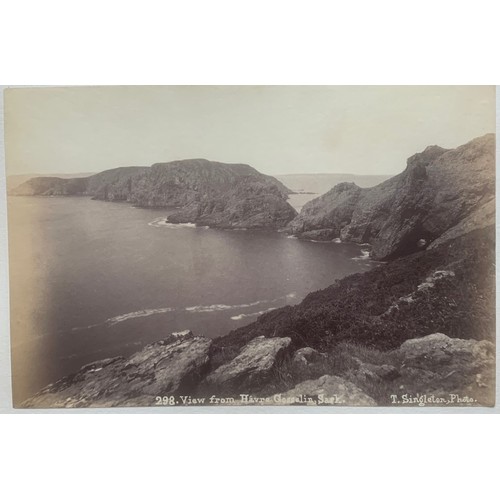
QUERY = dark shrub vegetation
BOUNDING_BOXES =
[210,226,495,370]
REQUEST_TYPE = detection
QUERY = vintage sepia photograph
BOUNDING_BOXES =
[3,85,496,409]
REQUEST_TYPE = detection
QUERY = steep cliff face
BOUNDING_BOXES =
[288,134,495,260]
[427,198,495,250]
[287,182,363,240]
[128,159,296,229]
[10,160,297,229]
[86,166,149,201]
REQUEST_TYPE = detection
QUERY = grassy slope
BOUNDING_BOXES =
[210,225,495,372]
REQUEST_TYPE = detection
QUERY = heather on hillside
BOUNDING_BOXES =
[213,226,495,362]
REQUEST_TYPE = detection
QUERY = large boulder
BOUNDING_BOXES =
[392,333,496,406]
[340,333,496,407]
[203,336,292,393]
[322,332,496,407]
[397,332,494,371]
[22,333,212,408]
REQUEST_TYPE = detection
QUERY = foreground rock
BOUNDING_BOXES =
[21,329,495,408]
[397,332,493,363]
[273,375,376,406]
[267,333,495,407]
[22,332,212,408]
[287,134,495,260]
[11,160,297,230]
[343,333,495,406]
[203,336,291,393]
[290,347,328,379]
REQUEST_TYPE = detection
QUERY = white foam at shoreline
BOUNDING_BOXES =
[148,217,197,228]
[71,322,101,332]
[72,292,299,330]
[231,307,278,320]
[171,329,191,338]
[106,307,175,326]
[185,300,269,313]
[352,249,371,261]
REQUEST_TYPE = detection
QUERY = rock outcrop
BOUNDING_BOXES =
[273,375,376,406]
[22,332,212,408]
[287,134,495,260]
[428,198,495,250]
[203,336,292,393]
[10,160,297,230]
[287,182,363,240]
[270,333,495,407]
[340,333,495,406]
[21,329,494,408]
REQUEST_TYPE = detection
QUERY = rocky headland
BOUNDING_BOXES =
[287,134,495,260]
[10,160,297,230]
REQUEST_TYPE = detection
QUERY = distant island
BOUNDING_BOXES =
[20,133,496,408]
[10,159,297,230]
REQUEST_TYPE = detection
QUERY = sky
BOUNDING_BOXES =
[3,86,496,176]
